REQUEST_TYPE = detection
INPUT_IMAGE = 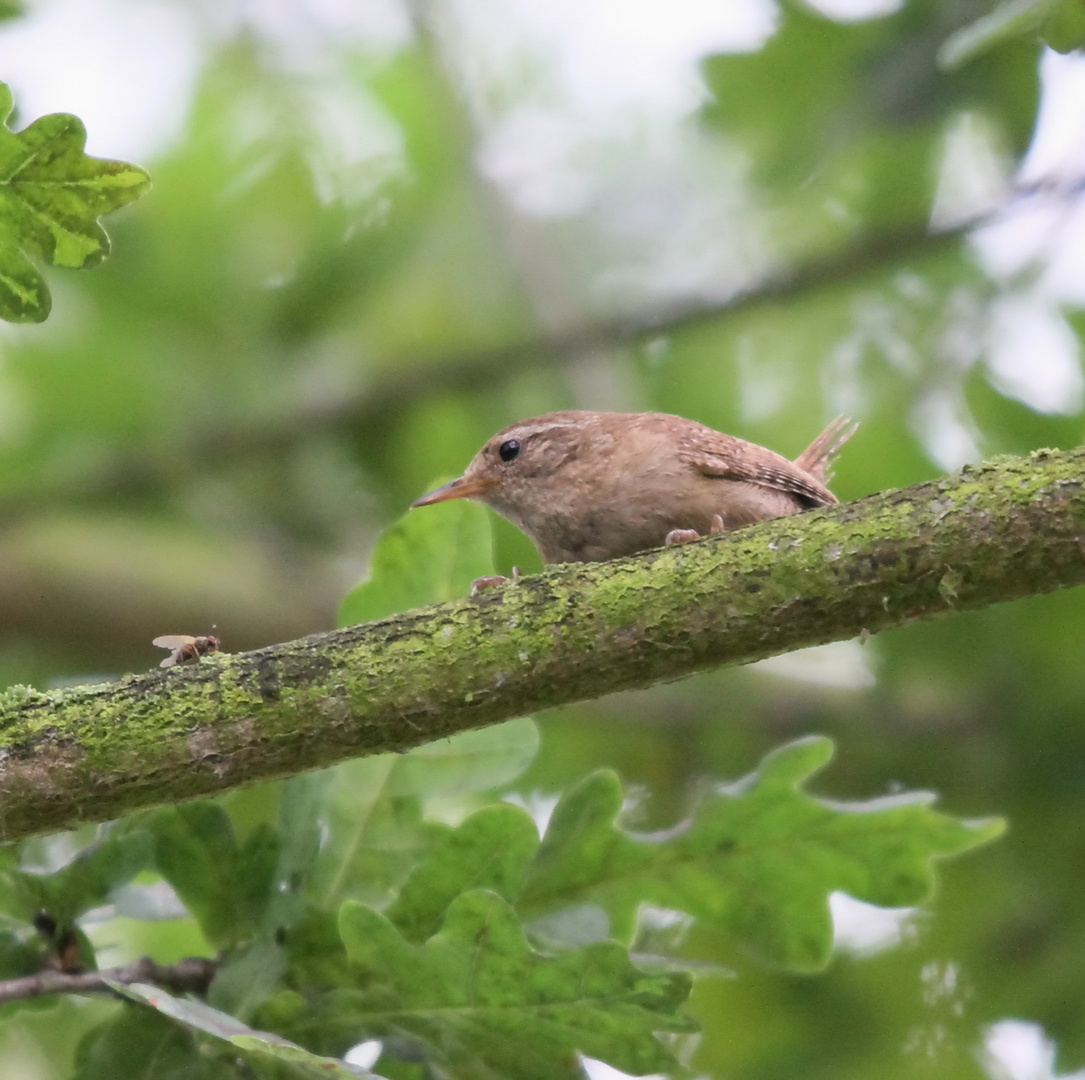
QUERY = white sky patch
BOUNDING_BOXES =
[912,389,983,471]
[638,905,693,933]
[294,77,406,207]
[972,200,1068,282]
[504,790,560,834]
[448,0,776,222]
[0,0,199,160]
[0,0,409,164]
[478,108,612,218]
[344,1040,383,1070]
[932,111,1012,228]
[1020,51,1085,184]
[985,297,1084,415]
[501,0,776,118]
[966,50,1085,426]
[830,892,917,955]
[983,1019,1085,1080]
[198,0,409,67]
[582,1060,670,1080]
[751,639,876,689]
[1036,200,1085,305]
[803,0,903,20]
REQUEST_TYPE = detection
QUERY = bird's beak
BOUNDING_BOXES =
[411,476,495,507]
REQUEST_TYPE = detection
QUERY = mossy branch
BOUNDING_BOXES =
[1,447,1083,841]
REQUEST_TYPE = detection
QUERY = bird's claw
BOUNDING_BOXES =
[665,516,725,547]
[665,529,701,546]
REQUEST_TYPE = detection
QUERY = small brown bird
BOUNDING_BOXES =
[153,633,221,668]
[412,411,855,564]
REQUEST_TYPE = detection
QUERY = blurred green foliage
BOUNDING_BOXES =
[0,0,1084,1077]
[941,0,1085,68]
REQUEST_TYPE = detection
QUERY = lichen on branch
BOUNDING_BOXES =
[0,446,1082,841]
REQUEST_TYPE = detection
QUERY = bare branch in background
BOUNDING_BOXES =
[1,178,1080,520]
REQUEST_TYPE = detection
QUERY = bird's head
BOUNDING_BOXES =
[411,412,595,530]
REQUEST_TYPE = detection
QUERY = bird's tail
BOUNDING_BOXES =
[794,415,857,484]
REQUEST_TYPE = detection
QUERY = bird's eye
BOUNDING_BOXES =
[499,439,521,463]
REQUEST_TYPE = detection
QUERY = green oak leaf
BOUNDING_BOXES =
[303,718,538,911]
[0,828,152,926]
[1041,0,1085,50]
[0,81,151,323]
[149,804,279,950]
[337,891,695,1080]
[519,737,1004,971]
[338,487,493,626]
[386,803,539,943]
[71,1007,235,1080]
[110,982,380,1079]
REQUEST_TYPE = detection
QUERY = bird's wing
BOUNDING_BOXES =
[676,429,837,507]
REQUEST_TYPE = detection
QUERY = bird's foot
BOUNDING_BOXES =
[470,566,522,595]
[664,515,725,547]
[664,529,701,546]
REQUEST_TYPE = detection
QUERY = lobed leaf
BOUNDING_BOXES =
[339,491,493,626]
[337,891,695,1080]
[519,737,1004,970]
[0,828,152,926]
[386,803,539,943]
[0,81,150,322]
[111,982,380,1079]
[304,719,538,911]
[150,804,279,950]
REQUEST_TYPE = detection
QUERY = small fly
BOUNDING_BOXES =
[153,633,221,668]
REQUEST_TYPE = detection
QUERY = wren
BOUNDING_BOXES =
[411,411,855,565]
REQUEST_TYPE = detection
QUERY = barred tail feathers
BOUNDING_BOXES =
[793,415,857,485]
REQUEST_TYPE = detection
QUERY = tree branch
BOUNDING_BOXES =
[1,446,1083,841]
[0,956,217,1006]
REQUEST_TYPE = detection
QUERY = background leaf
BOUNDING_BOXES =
[71,1006,233,1080]
[303,718,539,911]
[111,983,381,1079]
[0,81,150,322]
[150,804,278,950]
[520,738,1003,970]
[386,803,539,943]
[336,891,695,1080]
[339,492,494,626]
[0,828,152,925]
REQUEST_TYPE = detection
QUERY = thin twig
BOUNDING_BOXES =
[0,956,217,1006]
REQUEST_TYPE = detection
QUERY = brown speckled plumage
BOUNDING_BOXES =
[412,411,855,564]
